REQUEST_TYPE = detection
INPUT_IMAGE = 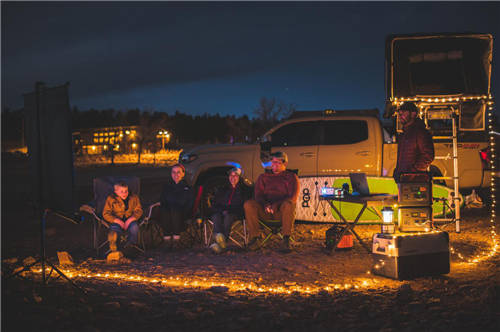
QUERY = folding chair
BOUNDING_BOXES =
[177,185,205,246]
[203,218,248,248]
[258,219,294,248]
[79,176,157,256]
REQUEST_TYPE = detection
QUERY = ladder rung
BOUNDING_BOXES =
[433,136,454,139]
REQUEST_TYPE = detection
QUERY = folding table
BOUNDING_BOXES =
[320,194,397,253]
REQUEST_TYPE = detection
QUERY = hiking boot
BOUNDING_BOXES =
[247,237,261,251]
[215,233,227,250]
[280,236,292,253]
[108,231,118,252]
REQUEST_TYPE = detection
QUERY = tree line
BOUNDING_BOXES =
[2,97,296,147]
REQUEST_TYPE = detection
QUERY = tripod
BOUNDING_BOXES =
[5,208,85,293]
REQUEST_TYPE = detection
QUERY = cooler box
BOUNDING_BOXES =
[372,231,450,280]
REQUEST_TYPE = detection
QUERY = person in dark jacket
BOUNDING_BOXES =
[209,167,250,253]
[159,164,194,241]
[393,101,435,183]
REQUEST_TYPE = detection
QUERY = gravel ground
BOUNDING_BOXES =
[2,155,499,331]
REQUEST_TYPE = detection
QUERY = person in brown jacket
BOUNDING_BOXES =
[393,101,435,183]
[244,151,300,253]
[103,181,143,253]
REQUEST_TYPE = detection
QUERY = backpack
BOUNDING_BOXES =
[139,221,164,250]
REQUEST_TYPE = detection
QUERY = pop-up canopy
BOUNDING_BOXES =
[385,33,492,100]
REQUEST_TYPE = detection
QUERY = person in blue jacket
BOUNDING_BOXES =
[159,164,194,241]
[210,167,250,253]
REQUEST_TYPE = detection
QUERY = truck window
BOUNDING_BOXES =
[323,120,368,145]
[270,121,321,147]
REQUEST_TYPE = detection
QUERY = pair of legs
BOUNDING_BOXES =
[211,210,238,239]
[159,207,189,236]
[244,199,296,239]
[108,221,139,251]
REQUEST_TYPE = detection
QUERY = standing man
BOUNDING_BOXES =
[244,151,300,253]
[393,101,435,183]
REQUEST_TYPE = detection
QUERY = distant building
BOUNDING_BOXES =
[73,125,139,155]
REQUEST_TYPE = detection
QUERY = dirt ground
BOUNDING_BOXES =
[2,153,499,331]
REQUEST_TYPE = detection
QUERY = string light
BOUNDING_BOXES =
[391,95,490,105]
[21,268,380,294]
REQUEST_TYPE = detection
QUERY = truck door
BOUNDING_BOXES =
[268,121,320,176]
[317,119,379,176]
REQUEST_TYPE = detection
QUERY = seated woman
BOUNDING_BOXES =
[102,181,143,255]
[159,164,194,241]
[210,167,250,253]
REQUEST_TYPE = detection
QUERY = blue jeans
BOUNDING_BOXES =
[211,211,237,239]
[109,221,139,246]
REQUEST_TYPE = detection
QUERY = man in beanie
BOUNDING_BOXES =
[393,101,435,183]
[244,151,300,253]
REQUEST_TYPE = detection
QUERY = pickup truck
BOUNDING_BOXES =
[180,32,495,219]
[179,108,492,197]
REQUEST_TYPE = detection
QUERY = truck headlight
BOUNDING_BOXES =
[179,153,198,164]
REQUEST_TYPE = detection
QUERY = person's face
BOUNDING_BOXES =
[171,166,185,184]
[271,157,287,174]
[228,172,240,187]
[114,185,129,200]
[398,109,416,126]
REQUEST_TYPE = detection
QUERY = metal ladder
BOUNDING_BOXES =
[420,103,461,232]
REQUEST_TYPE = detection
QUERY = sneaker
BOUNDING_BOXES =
[280,236,292,253]
[215,233,227,250]
[173,234,181,241]
[163,235,172,241]
[247,237,261,251]
[210,243,222,254]
[108,231,118,252]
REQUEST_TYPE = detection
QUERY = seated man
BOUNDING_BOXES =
[102,181,143,256]
[159,164,194,241]
[244,151,300,253]
[209,167,250,253]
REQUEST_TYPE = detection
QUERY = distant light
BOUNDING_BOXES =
[132,143,137,149]
[125,130,130,135]
[158,130,163,135]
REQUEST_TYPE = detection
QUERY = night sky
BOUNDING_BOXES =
[2,1,499,117]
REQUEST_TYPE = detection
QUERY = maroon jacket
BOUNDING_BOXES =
[393,118,435,183]
[254,170,300,208]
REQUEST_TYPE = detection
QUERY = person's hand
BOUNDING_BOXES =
[265,204,274,214]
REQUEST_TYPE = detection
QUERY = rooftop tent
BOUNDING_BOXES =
[385,34,492,100]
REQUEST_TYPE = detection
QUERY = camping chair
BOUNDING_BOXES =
[79,176,157,256]
[258,218,294,248]
[203,217,248,249]
[176,185,205,246]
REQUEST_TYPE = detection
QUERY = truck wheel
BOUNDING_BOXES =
[201,176,227,215]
